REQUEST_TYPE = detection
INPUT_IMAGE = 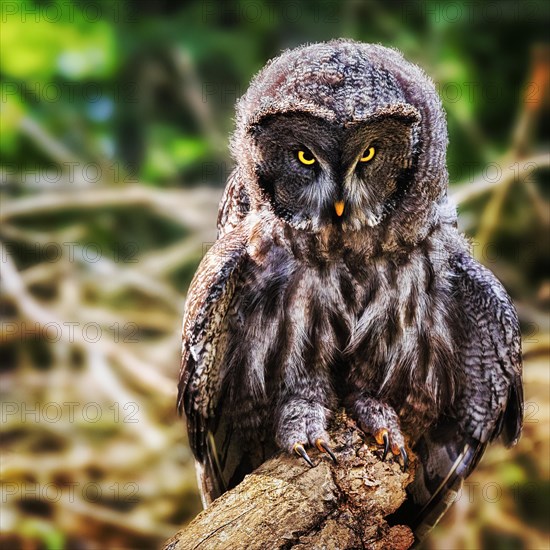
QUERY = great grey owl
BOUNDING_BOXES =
[178,39,523,540]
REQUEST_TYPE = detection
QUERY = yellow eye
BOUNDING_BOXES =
[298,150,316,165]
[359,146,376,163]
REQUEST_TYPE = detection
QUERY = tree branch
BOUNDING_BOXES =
[163,413,415,550]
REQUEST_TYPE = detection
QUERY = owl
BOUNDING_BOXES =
[178,39,523,540]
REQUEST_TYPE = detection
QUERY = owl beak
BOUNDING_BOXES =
[334,201,345,217]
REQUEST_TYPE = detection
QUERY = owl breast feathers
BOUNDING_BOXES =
[178,39,523,540]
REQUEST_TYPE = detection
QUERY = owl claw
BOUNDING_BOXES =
[315,438,337,463]
[374,427,406,469]
[375,428,391,461]
[293,442,314,467]
[382,432,390,461]
[400,447,408,472]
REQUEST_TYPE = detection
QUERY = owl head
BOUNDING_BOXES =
[232,40,452,246]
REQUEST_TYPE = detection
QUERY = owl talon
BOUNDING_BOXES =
[400,447,408,471]
[382,432,390,461]
[315,438,337,463]
[293,442,314,467]
[374,428,391,461]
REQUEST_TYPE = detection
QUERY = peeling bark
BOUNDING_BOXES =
[164,413,415,550]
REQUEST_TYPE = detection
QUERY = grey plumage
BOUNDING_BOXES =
[178,39,523,538]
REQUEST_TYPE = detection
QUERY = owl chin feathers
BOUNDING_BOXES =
[284,213,381,233]
[281,204,385,233]
[361,211,383,228]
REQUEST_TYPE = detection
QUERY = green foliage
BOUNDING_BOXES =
[1,0,116,80]
[1,2,547,549]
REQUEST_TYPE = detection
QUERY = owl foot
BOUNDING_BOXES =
[276,398,336,466]
[350,396,408,471]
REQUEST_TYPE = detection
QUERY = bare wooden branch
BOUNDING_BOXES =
[449,151,549,205]
[0,185,222,230]
[1,246,176,399]
[163,413,415,550]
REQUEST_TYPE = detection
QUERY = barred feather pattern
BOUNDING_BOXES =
[178,40,523,535]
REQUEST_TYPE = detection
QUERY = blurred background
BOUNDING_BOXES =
[1,1,549,548]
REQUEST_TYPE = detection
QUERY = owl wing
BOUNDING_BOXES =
[405,251,523,540]
[216,167,250,239]
[451,251,523,446]
[177,223,249,505]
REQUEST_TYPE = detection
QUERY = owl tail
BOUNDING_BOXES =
[194,430,229,508]
[196,416,274,508]
[195,420,247,507]
[390,419,487,544]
